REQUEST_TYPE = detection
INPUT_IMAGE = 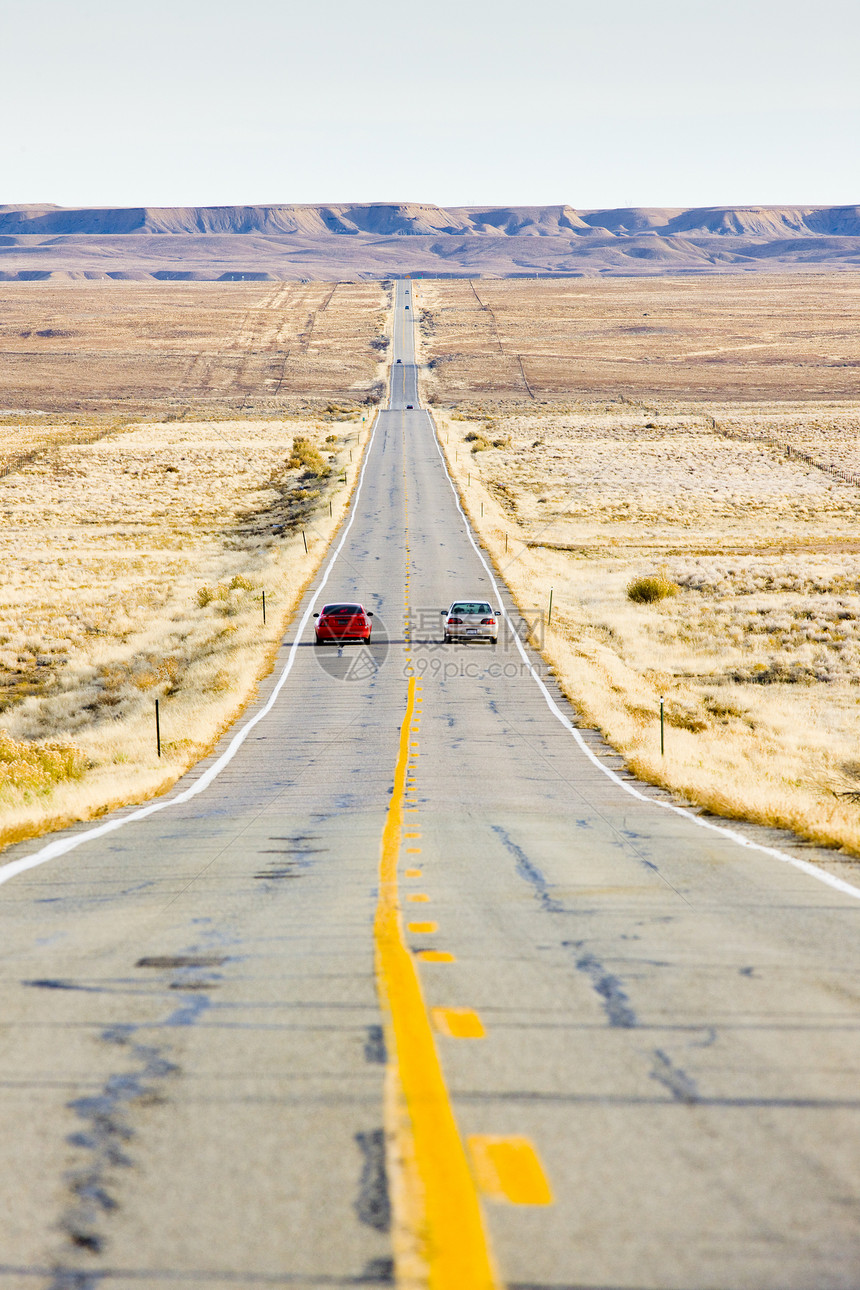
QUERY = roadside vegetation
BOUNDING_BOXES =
[0,412,371,849]
[627,574,679,604]
[417,277,860,858]
[433,400,860,855]
[0,277,387,850]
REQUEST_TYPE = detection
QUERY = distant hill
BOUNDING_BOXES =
[1,202,859,279]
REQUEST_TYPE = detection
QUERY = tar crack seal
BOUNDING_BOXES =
[491,825,563,912]
[650,1049,700,1104]
[573,950,638,1028]
[364,1025,387,1064]
[354,1129,391,1233]
[50,1028,178,1285]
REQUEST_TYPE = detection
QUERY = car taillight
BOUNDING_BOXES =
[481,618,496,625]
[448,617,463,624]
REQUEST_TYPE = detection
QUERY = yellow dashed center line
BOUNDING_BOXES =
[373,397,499,1284]
[467,1136,554,1206]
[432,1007,486,1039]
[376,339,549,1279]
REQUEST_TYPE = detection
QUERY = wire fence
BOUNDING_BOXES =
[709,417,860,487]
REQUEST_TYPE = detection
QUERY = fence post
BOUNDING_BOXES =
[548,588,553,627]
[155,699,161,759]
[660,698,665,757]
[262,589,266,625]
[302,531,308,554]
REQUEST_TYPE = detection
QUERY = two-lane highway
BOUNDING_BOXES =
[1,282,860,1288]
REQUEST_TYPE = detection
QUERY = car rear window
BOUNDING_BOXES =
[451,603,491,615]
[323,604,362,615]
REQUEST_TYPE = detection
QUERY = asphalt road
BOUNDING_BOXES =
[1,283,860,1289]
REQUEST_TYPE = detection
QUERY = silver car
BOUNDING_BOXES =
[440,599,501,643]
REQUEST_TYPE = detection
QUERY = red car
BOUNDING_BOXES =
[313,602,373,645]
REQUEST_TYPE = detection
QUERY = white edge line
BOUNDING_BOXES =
[0,410,383,888]
[425,408,860,903]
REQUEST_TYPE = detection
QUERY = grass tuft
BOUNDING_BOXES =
[0,733,88,801]
[627,575,679,604]
[288,437,331,478]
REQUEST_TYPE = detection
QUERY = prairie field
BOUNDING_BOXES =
[417,276,860,857]
[0,280,387,416]
[417,274,860,403]
[0,279,386,848]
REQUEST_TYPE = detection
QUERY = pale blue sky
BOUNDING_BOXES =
[3,0,858,209]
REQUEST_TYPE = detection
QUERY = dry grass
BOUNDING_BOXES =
[418,277,860,857]
[0,280,387,416]
[0,411,372,849]
[0,278,387,848]
[417,275,860,403]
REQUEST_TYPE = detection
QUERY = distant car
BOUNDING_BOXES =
[313,603,373,645]
[440,600,500,643]
[396,358,402,363]
[406,404,414,409]
[405,305,410,310]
